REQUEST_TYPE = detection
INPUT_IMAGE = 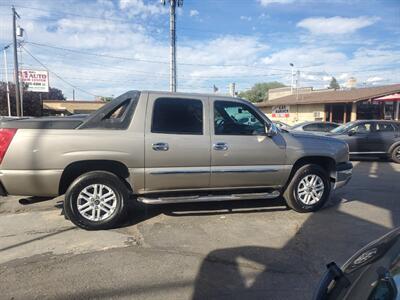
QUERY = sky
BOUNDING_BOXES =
[0,0,399,100]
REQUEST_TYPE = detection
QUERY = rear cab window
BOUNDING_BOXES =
[151,98,203,135]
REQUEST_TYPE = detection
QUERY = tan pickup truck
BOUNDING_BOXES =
[0,91,352,230]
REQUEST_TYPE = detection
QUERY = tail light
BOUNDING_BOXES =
[0,128,17,164]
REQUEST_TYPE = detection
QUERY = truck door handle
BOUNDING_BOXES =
[152,142,169,151]
[213,142,228,151]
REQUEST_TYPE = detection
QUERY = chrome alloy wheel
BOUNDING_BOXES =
[296,174,325,205]
[77,184,117,221]
[396,147,400,160]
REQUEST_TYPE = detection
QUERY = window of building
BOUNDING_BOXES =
[151,98,203,135]
[214,101,265,135]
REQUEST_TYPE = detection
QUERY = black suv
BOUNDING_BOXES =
[329,120,400,163]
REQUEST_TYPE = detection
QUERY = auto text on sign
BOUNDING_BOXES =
[19,70,49,93]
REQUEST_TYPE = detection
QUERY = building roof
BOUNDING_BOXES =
[256,83,400,107]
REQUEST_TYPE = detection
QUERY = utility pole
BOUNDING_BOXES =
[3,45,11,116]
[73,89,75,101]
[229,83,236,97]
[162,0,183,92]
[12,6,21,117]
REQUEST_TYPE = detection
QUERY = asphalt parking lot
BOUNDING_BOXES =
[0,160,399,300]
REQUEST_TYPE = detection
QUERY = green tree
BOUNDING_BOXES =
[99,96,114,102]
[329,77,340,90]
[0,81,65,116]
[239,81,286,103]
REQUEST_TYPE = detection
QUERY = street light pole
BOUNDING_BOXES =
[296,70,300,100]
[12,5,21,117]
[290,63,294,94]
[3,46,11,116]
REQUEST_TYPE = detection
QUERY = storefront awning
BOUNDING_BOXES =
[374,93,400,101]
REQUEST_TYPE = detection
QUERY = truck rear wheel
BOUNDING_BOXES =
[283,164,331,213]
[64,171,129,230]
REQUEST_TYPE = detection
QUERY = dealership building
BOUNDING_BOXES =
[256,83,400,125]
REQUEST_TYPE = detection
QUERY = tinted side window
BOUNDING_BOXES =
[214,101,265,135]
[376,123,395,132]
[303,123,323,132]
[352,123,373,133]
[325,123,339,131]
[152,98,203,135]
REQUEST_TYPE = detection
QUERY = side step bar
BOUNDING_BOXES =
[137,191,280,205]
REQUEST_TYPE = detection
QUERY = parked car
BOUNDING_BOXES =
[314,227,400,300]
[291,121,340,133]
[0,90,352,230]
[237,116,258,126]
[273,120,291,130]
[328,120,400,163]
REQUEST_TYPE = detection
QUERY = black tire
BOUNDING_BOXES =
[64,171,129,230]
[391,145,400,164]
[283,164,331,213]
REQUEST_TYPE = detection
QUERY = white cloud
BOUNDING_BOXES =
[259,45,400,88]
[338,73,349,80]
[119,0,167,17]
[366,76,384,83]
[258,0,294,7]
[297,16,380,35]
[179,36,269,66]
[189,9,199,17]
[240,16,252,21]
[322,76,332,81]
[1,0,271,98]
[261,47,347,66]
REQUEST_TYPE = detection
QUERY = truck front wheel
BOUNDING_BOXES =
[64,171,129,230]
[283,164,331,213]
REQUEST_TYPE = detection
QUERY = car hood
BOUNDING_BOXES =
[289,130,347,145]
[282,131,350,163]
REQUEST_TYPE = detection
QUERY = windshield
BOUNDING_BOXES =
[331,122,356,133]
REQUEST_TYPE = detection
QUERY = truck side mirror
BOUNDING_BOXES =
[266,122,278,137]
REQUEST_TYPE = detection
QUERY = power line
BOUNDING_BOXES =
[21,44,98,97]
[19,42,399,84]
[23,44,291,79]
[25,41,290,71]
